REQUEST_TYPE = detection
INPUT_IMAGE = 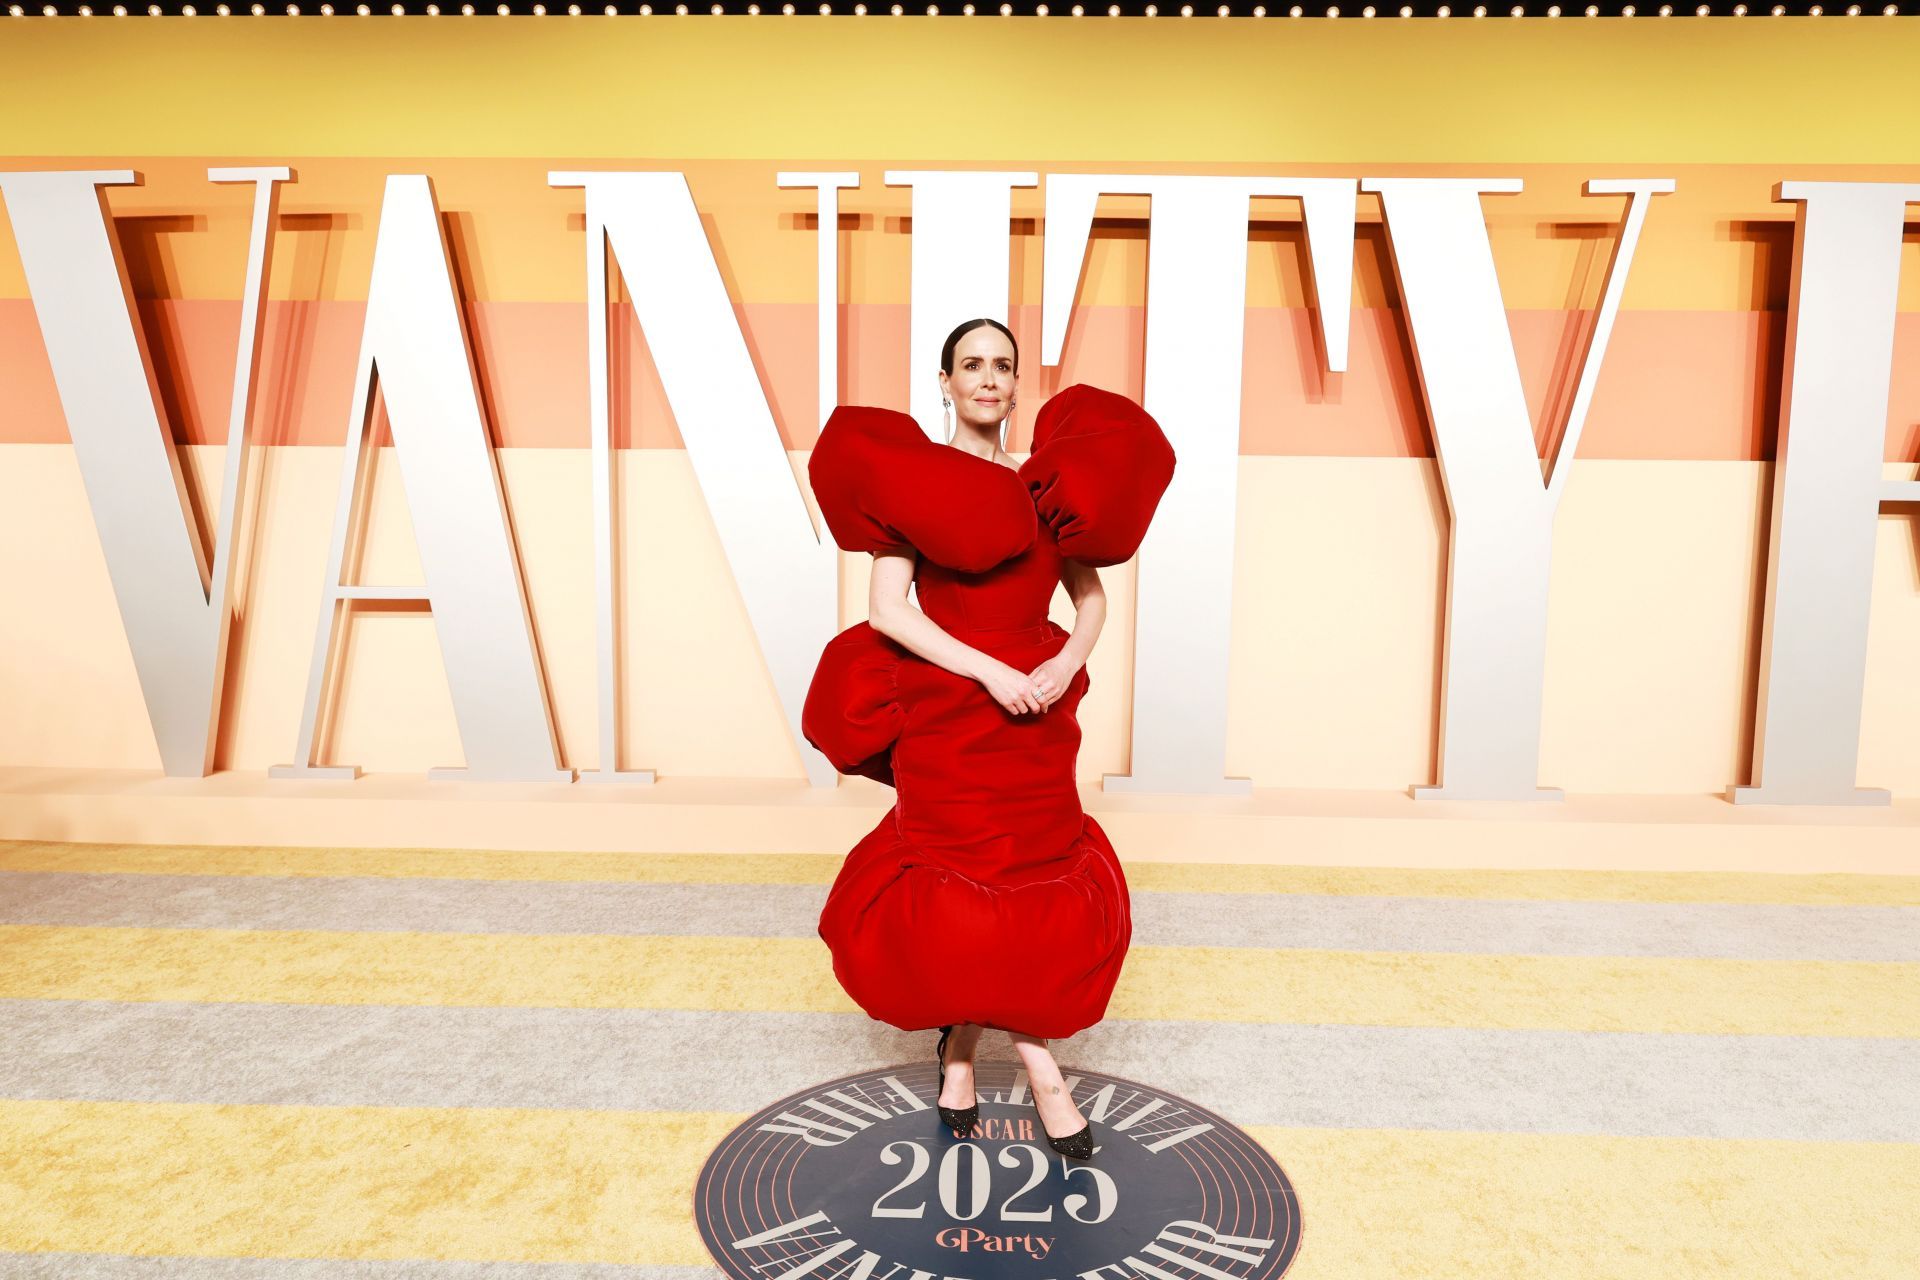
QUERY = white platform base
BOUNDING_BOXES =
[3,767,1918,874]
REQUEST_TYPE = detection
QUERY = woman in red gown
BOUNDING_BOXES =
[801,319,1175,1161]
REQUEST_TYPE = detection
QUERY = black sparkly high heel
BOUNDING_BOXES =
[1030,1084,1094,1161]
[934,1025,979,1138]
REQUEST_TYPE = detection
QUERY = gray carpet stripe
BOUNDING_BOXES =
[4,871,1916,961]
[0,1259,719,1279]
[4,1001,1916,1143]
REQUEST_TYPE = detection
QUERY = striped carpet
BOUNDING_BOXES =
[1,839,1917,1278]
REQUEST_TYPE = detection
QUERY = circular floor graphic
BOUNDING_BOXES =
[696,1060,1301,1280]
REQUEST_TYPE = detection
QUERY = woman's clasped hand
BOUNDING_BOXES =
[977,655,1078,717]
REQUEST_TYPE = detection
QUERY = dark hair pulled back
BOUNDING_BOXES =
[939,317,1019,376]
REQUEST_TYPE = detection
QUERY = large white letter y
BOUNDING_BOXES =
[1362,177,1672,801]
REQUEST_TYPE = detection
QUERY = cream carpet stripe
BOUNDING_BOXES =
[6,840,1917,905]
[9,871,1916,960]
[1,926,1915,1037]
[5,1002,1916,1141]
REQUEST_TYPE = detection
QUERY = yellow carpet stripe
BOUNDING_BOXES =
[0,1099,723,1264]
[1119,947,1920,1038]
[7,841,1917,906]
[0,842,845,887]
[1241,1125,1920,1280]
[2,926,1914,1038]
[2,1099,1915,1274]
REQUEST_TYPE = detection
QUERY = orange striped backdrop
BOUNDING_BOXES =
[3,20,1919,795]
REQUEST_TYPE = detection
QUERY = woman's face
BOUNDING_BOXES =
[940,326,1019,436]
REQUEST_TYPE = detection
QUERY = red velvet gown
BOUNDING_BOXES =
[801,384,1176,1039]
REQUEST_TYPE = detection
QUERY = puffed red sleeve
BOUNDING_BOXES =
[808,404,1037,572]
[802,621,907,787]
[1018,384,1177,567]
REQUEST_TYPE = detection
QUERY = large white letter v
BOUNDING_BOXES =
[0,167,288,777]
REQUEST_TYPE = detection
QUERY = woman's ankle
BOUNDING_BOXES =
[944,1023,983,1065]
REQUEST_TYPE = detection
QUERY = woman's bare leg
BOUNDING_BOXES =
[1008,1032,1087,1137]
[939,1022,985,1111]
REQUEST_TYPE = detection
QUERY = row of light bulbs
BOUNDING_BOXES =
[8,0,1902,10]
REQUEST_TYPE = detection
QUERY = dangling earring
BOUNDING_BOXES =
[942,397,955,444]
[1001,397,1015,453]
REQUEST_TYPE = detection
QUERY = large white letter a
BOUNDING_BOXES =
[273,175,570,783]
